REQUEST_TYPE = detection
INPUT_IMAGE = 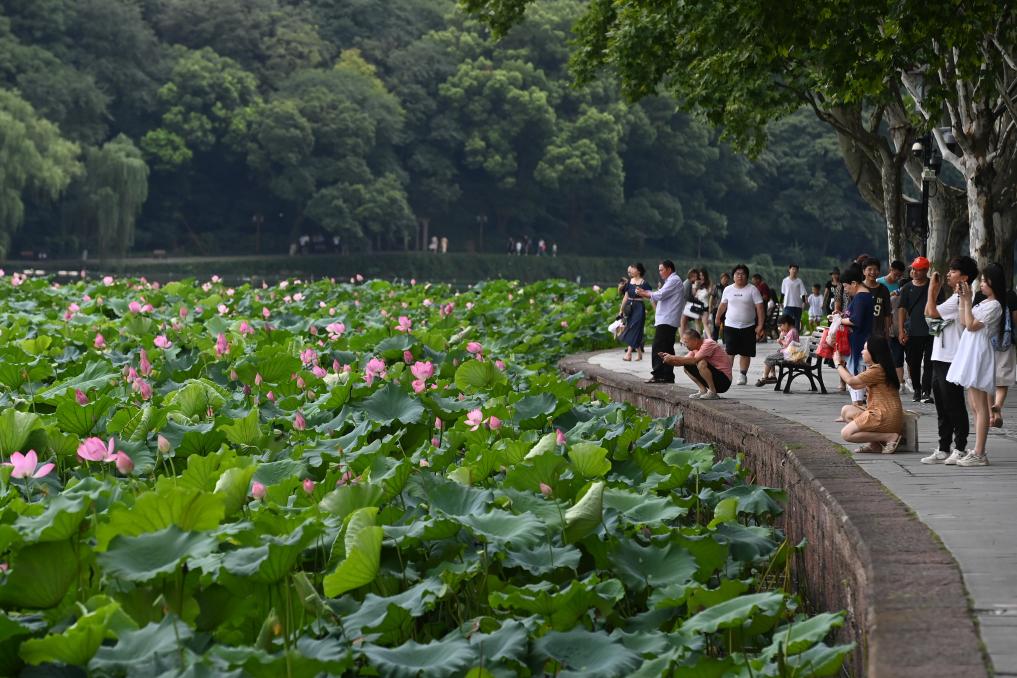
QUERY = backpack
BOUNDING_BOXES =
[991,303,1013,352]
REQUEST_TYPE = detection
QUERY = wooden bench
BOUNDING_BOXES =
[774,328,828,394]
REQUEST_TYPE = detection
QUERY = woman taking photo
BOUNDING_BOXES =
[619,263,652,361]
[947,263,1005,466]
[832,337,904,453]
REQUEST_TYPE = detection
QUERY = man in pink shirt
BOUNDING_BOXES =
[658,329,733,400]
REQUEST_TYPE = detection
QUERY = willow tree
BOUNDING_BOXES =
[84,135,149,259]
[0,88,81,259]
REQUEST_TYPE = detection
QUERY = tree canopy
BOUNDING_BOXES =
[1,0,884,264]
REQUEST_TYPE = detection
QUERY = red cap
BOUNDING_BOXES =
[910,256,931,270]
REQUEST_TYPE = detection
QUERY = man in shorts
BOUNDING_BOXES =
[659,328,733,400]
[715,264,765,385]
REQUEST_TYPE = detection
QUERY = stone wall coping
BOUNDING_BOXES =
[561,351,988,678]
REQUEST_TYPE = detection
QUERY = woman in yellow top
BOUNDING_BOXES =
[832,336,905,453]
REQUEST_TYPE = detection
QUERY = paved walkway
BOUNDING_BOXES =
[590,343,1017,676]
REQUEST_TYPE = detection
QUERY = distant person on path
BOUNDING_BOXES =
[920,256,975,465]
[515,240,523,256]
[897,257,936,403]
[806,284,824,331]
[698,268,717,338]
[551,242,558,256]
[879,260,907,389]
[429,236,439,254]
[537,239,546,256]
[618,263,652,362]
[862,258,892,339]
[839,266,874,407]
[832,337,904,453]
[440,236,448,253]
[780,263,808,331]
[715,264,765,386]
[947,263,1006,466]
[751,273,773,310]
[757,314,799,386]
[824,267,845,314]
[635,260,684,383]
[680,268,700,336]
[658,328,733,399]
[719,271,731,289]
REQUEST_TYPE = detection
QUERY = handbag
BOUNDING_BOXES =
[991,304,1013,351]
[621,298,634,319]
[608,319,624,338]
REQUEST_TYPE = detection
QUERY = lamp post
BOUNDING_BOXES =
[910,132,945,257]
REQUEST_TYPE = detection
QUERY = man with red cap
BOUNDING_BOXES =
[897,256,940,402]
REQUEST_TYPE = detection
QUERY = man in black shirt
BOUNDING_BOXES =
[862,258,891,339]
[898,257,937,402]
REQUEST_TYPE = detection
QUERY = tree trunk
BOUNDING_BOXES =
[879,156,905,262]
[926,184,968,272]
[964,154,997,271]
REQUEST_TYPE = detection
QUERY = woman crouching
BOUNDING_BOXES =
[832,337,904,453]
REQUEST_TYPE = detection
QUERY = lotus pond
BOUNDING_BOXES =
[0,273,851,676]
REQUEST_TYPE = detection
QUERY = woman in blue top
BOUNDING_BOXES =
[840,266,874,407]
[619,263,653,361]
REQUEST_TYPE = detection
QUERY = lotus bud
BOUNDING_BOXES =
[302,478,315,494]
[75,389,89,405]
[251,482,266,500]
[157,434,171,454]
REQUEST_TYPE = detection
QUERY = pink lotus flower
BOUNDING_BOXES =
[77,437,116,463]
[294,411,306,431]
[312,366,326,378]
[337,470,355,486]
[423,298,433,307]
[467,342,483,354]
[364,357,386,385]
[68,302,80,313]
[435,418,443,430]
[254,373,263,386]
[215,333,229,358]
[6,450,54,479]
[561,320,568,328]
[411,379,426,393]
[466,302,474,310]
[154,335,172,349]
[303,478,315,494]
[419,458,430,467]
[139,350,152,377]
[229,369,239,381]
[488,416,502,430]
[266,391,276,402]
[251,482,266,500]
[239,321,254,335]
[211,275,221,283]
[403,350,414,363]
[396,316,412,332]
[75,389,89,405]
[94,333,106,349]
[157,435,171,454]
[556,428,566,445]
[355,274,364,282]
[495,360,506,371]
[411,361,435,381]
[128,301,142,313]
[102,275,114,286]
[179,306,188,319]
[431,437,440,446]
[134,379,153,400]
[262,307,271,319]
[217,304,229,315]
[465,409,484,431]
[300,348,317,366]
[296,376,306,389]
[440,303,454,317]
[539,483,552,497]
[114,452,133,475]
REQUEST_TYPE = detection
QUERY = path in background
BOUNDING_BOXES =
[591,342,1017,676]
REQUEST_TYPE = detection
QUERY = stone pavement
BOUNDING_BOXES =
[589,343,1017,676]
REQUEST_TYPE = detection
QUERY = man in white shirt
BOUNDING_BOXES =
[920,255,977,464]
[635,260,685,383]
[780,263,808,331]
[715,264,765,385]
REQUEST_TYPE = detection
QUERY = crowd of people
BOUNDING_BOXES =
[613,254,1016,466]
[506,237,557,256]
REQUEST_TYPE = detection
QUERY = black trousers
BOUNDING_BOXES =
[685,363,732,393]
[932,360,968,452]
[650,324,678,381]
[904,335,934,395]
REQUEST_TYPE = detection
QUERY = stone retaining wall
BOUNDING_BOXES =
[560,352,987,678]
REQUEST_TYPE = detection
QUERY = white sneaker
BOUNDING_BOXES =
[943,449,966,465]
[699,391,720,400]
[736,373,748,386]
[920,449,949,464]
[957,452,989,467]
[688,392,705,400]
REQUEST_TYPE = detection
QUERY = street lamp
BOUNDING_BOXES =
[476,214,488,252]
[910,129,950,257]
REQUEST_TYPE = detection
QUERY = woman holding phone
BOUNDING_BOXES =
[947,264,1005,466]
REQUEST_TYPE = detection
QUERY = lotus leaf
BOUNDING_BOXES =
[532,628,641,678]
[98,525,218,582]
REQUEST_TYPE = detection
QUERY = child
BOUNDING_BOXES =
[807,283,824,332]
[757,314,800,386]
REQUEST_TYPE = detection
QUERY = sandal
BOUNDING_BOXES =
[755,378,768,387]
[881,435,903,455]
[991,406,1003,428]
[853,443,881,454]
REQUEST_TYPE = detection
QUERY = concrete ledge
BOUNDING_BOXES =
[561,351,987,678]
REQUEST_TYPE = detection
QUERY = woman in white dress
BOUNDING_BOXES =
[947,263,1006,466]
